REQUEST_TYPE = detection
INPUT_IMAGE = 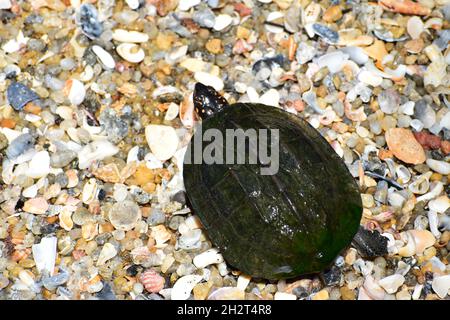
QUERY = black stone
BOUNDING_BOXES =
[320,265,342,287]
[171,191,186,205]
[98,188,106,201]
[351,226,388,259]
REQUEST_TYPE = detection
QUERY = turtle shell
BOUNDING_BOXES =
[183,103,362,280]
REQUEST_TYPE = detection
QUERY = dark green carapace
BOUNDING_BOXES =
[183,83,362,280]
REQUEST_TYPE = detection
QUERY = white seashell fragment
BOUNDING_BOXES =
[32,237,57,275]
[358,70,383,87]
[426,159,450,175]
[145,125,179,161]
[82,178,98,204]
[27,151,50,179]
[92,45,116,69]
[66,79,86,105]
[97,243,118,266]
[408,172,432,195]
[213,14,233,31]
[112,29,149,43]
[236,274,251,291]
[428,196,450,213]
[171,275,203,300]
[208,287,245,300]
[398,230,435,257]
[164,103,179,121]
[416,181,443,202]
[428,210,441,238]
[116,43,145,63]
[23,183,38,198]
[259,89,280,107]
[340,46,368,65]
[77,140,120,169]
[194,72,224,91]
[0,0,11,9]
[412,284,423,300]
[407,16,424,40]
[193,249,224,268]
[274,292,297,300]
[432,275,450,299]
[378,274,405,294]
[59,209,74,231]
[316,51,349,74]
[178,0,200,11]
[125,0,139,10]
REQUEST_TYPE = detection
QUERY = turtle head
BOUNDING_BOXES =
[193,83,229,120]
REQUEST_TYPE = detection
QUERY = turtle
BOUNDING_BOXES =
[183,83,362,280]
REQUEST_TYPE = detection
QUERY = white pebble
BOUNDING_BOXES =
[145,125,179,161]
[316,51,349,74]
[112,29,149,43]
[178,0,200,11]
[66,79,86,106]
[378,274,405,294]
[407,16,424,39]
[274,292,297,300]
[193,249,224,268]
[171,275,203,300]
[358,70,383,87]
[213,14,232,31]
[32,237,57,275]
[164,103,179,121]
[27,151,50,179]
[426,159,450,175]
[0,0,11,9]
[97,243,117,266]
[92,45,116,69]
[77,140,119,169]
[236,274,251,291]
[428,196,450,213]
[432,275,450,299]
[259,89,280,107]
[194,72,224,91]
[125,0,139,10]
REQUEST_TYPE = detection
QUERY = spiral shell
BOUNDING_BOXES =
[140,269,165,293]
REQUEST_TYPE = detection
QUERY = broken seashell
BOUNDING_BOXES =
[208,287,245,300]
[193,249,224,269]
[59,208,74,231]
[82,178,98,205]
[398,230,436,257]
[23,197,49,215]
[164,102,179,121]
[379,0,431,16]
[112,29,149,43]
[408,172,432,194]
[428,196,450,214]
[116,43,145,63]
[145,125,179,161]
[108,200,141,231]
[407,16,424,40]
[432,275,450,299]
[32,236,57,275]
[92,45,115,69]
[77,140,119,170]
[426,159,450,175]
[27,151,50,179]
[64,79,85,106]
[416,181,443,202]
[97,243,117,266]
[378,274,405,294]
[171,275,203,300]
